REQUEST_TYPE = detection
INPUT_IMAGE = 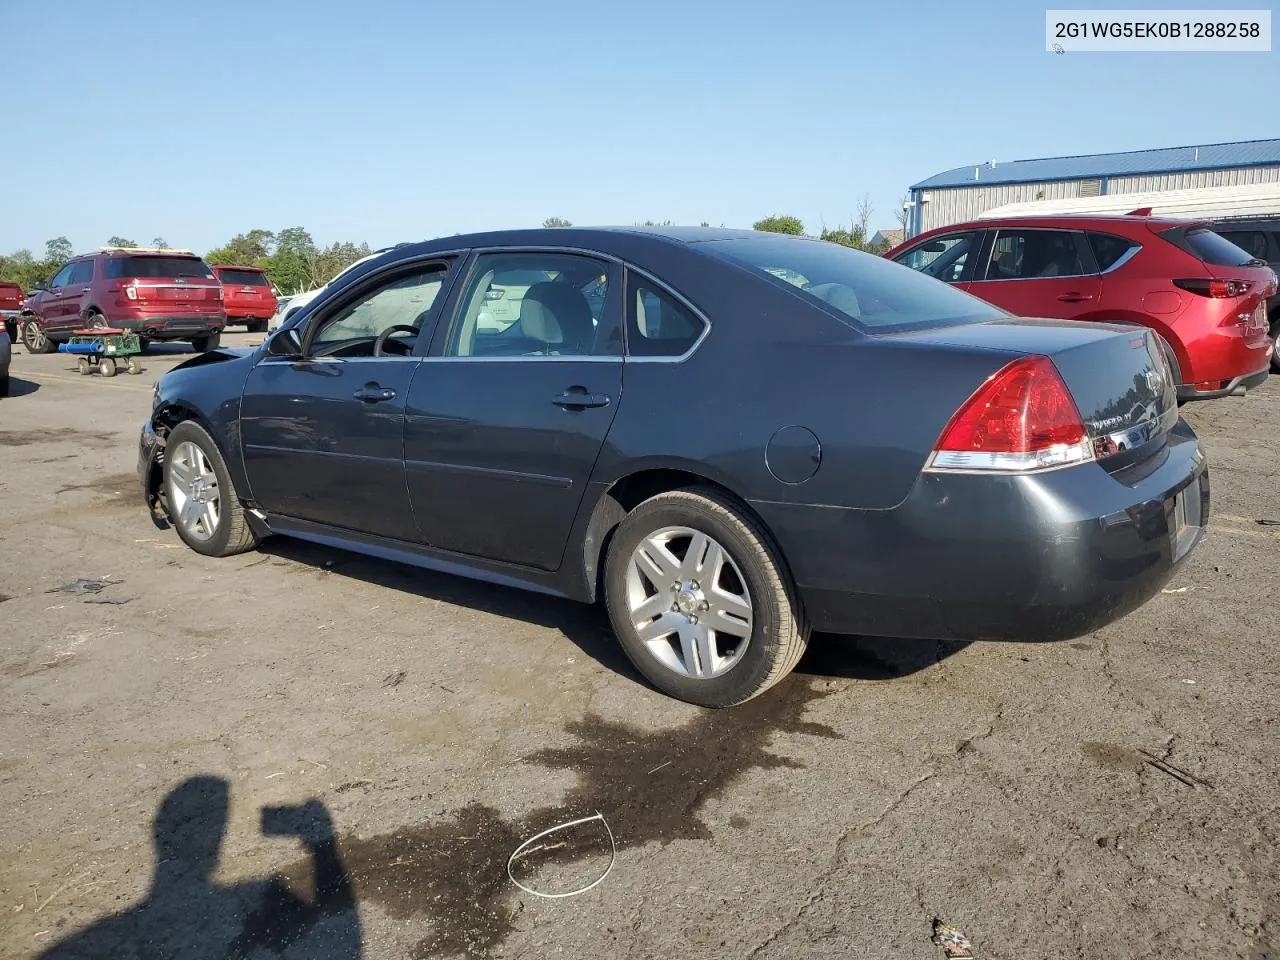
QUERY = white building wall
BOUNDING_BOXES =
[1108,166,1280,193]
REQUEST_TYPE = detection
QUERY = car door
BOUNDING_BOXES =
[40,263,79,333]
[239,256,459,539]
[961,228,1101,319]
[404,249,624,570]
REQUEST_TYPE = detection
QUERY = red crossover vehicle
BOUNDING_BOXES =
[211,265,277,333]
[20,247,225,354]
[887,216,1277,400]
[0,281,23,342]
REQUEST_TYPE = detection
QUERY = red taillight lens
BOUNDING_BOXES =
[1173,278,1252,298]
[124,282,137,300]
[928,355,1092,473]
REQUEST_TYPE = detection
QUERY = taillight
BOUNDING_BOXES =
[926,355,1093,473]
[124,282,137,300]
[215,287,223,301]
[1173,278,1252,298]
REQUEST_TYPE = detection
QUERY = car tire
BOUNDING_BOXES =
[190,334,220,352]
[163,420,258,558]
[0,375,8,397]
[246,319,267,334]
[98,357,116,377]
[21,318,56,354]
[138,337,152,353]
[603,487,809,707]
[83,310,108,329]
[1270,318,1279,374]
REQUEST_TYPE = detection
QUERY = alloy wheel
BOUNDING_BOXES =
[625,525,754,679]
[167,441,221,542]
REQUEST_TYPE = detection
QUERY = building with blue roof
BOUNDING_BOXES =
[906,139,1280,237]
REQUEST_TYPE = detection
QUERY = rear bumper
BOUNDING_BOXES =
[1177,363,1270,400]
[224,304,276,320]
[752,420,1209,642]
[113,314,226,341]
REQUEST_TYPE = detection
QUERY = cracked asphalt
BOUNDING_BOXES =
[1,335,1277,959]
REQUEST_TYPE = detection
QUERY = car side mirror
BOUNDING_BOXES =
[267,327,302,357]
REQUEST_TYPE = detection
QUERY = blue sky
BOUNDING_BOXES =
[2,0,1275,255]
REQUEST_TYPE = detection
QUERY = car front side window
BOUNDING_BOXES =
[894,232,978,283]
[308,263,450,356]
[49,265,74,288]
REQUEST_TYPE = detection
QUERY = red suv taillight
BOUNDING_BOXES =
[1173,278,1252,298]
[926,355,1093,474]
[124,282,138,300]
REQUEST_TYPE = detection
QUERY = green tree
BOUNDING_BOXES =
[45,236,73,265]
[205,229,275,267]
[151,237,170,250]
[752,215,804,235]
[265,226,319,294]
[542,217,572,228]
[106,235,137,248]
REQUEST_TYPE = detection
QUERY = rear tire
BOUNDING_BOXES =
[98,357,116,377]
[21,318,56,354]
[603,487,808,707]
[163,420,258,558]
[190,334,220,352]
[127,357,142,375]
[1270,318,1279,374]
[77,358,92,375]
[245,319,267,334]
[83,310,108,329]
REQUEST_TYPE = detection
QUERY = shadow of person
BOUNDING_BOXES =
[37,776,362,960]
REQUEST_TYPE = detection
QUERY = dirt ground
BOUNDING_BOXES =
[1,333,1277,960]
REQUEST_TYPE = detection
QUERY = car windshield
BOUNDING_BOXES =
[106,256,215,279]
[705,236,1004,332]
[218,269,270,286]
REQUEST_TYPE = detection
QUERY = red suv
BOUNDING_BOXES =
[20,247,225,354]
[0,281,23,342]
[887,216,1277,400]
[211,265,277,333]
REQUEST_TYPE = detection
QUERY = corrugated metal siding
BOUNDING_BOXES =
[920,180,1080,232]
[918,165,1280,232]
[1109,166,1280,194]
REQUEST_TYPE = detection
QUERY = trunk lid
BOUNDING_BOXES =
[897,317,1179,466]
[111,255,222,315]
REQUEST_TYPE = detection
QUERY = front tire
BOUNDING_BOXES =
[163,420,258,558]
[603,487,808,707]
[21,318,56,354]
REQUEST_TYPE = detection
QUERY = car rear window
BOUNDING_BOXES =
[705,236,1004,332]
[218,268,270,286]
[104,256,215,279]
[1160,227,1258,267]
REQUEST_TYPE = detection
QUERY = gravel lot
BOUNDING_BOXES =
[1,333,1277,960]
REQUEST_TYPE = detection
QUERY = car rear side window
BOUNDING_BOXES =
[1161,227,1257,267]
[218,269,270,286]
[709,236,1002,333]
[69,261,95,284]
[985,229,1084,280]
[627,279,705,357]
[1087,232,1140,271]
[104,256,215,279]
[445,252,619,358]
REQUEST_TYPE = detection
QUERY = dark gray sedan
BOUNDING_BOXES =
[138,227,1208,706]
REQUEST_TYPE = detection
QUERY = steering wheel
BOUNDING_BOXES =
[373,324,419,357]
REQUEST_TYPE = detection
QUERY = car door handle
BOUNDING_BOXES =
[552,390,611,409]
[1057,292,1096,302]
[353,385,397,403]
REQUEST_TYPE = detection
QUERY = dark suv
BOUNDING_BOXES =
[20,247,226,354]
[1211,217,1280,371]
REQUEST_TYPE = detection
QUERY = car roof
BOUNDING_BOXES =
[212,264,267,271]
[407,226,771,248]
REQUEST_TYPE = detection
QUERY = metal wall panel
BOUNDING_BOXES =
[916,165,1280,233]
[1109,166,1280,194]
